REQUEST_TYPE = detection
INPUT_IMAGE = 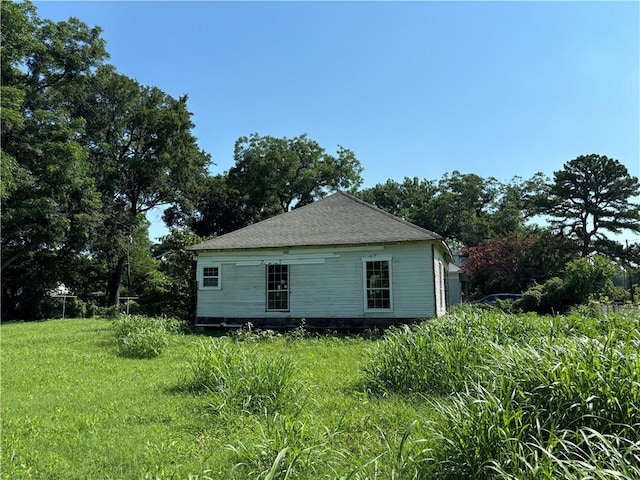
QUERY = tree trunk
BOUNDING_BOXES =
[581,236,591,257]
[107,256,126,306]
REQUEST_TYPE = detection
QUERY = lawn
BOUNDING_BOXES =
[1,318,436,479]
[2,307,639,479]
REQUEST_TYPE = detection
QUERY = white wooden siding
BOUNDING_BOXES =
[196,242,446,319]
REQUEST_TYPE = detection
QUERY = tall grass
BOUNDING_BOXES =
[112,314,184,358]
[361,308,640,479]
[227,412,348,479]
[3,310,637,479]
[362,320,487,396]
[186,338,301,415]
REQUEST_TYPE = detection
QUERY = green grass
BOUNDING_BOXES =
[2,308,638,479]
[1,318,438,479]
[112,315,184,359]
[362,306,640,479]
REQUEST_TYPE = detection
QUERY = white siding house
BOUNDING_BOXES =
[189,192,453,329]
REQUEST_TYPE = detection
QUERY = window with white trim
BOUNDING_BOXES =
[200,264,221,290]
[266,264,289,311]
[364,259,392,310]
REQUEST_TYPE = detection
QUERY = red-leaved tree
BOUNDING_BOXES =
[462,230,578,298]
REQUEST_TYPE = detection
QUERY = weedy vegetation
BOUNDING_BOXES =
[2,305,638,479]
[185,339,301,414]
[112,314,184,358]
[362,306,640,479]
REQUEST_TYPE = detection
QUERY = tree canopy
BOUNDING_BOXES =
[170,133,364,237]
[73,66,210,305]
[1,1,108,318]
[462,229,579,298]
[1,1,107,273]
[540,154,640,257]
[229,133,363,217]
[358,171,533,247]
[2,1,638,319]
[1,1,210,317]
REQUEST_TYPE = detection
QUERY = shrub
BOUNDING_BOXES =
[519,276,570,314]
[534,276,570,313]
[564,255,617,304]
[112,315,183,359]
[514,286,541,312]
[519,256,621,314]
[187,339,300,414]
[607,285,631,303]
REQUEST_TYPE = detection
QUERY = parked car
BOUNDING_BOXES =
[470,293,523,304]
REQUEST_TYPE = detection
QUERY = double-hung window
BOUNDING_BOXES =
[200,264,221,290]
[364,258,392,311]
[266,264,289,311]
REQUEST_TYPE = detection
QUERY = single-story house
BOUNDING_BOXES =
[188,191,453,329]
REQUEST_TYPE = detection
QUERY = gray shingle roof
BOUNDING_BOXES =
[189,191,443,251]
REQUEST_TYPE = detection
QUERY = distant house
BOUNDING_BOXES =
[188,191,453,329]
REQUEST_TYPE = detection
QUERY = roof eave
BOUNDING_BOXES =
[190,238,444,254]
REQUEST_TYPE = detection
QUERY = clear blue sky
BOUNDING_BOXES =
[36,1,640,240]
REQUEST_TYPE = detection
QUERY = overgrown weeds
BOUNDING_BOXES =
[112,315,184,358]
[4,310,638,479]
[228,412,346,479]
[361,320,487,396]
[362,308,640,479]
[186,338,302,415]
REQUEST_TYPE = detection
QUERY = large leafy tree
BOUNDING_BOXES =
[357,177,437,221]
[430,172,502,246]
[541,154,640,257]
[359,172,533,247]
[74,67,211,305]
[165,173,253,238]
[228,133,363,223]
[175,133,364,236]
[1,1,107,318]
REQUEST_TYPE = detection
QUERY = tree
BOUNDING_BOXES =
[462,229,579,297]
[430,172,497,245]
[144,229,209,321]
[74,67,211,305]
[541,154,640,257]
[1,1,107,318]
[358,172,533,247]
[173,133,364,236]
[164,174,254,238]
[1,1,107,269]
[227,133,363,223]
[358,177,437,221]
